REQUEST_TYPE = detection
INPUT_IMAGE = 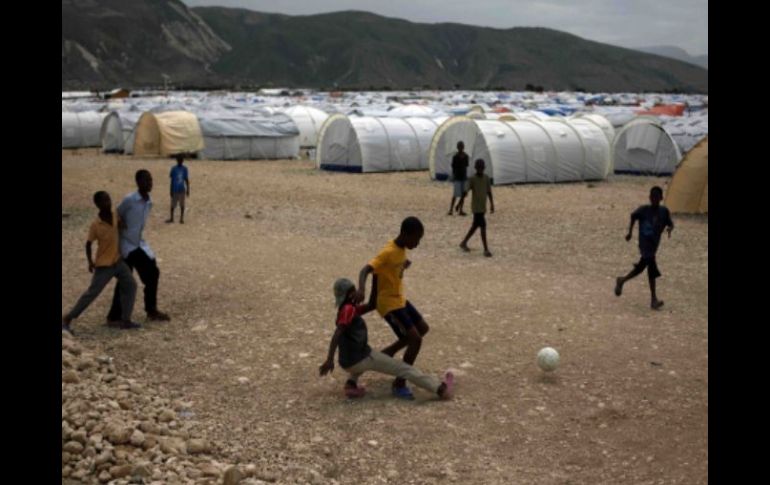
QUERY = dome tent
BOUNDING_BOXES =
[132,111,205,157]
[428,117,611,185]
[316,115,448,172]
[62,111,108,148]
[612,117,682,175]
[665,137,707,214]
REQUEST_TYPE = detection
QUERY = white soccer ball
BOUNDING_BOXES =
[537,347,560,372]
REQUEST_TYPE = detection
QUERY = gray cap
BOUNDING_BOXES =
[333,278,355,308]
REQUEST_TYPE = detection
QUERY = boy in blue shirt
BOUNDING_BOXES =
[166,155,190,224]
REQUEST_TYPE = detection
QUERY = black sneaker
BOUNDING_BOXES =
[120,321,142,330]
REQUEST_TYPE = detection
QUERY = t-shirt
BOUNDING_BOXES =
[336,303,371,368]
[87,210,121,267]
[368,240,408,317]
[451,152,469,181]
[632,205,674,258]
[170,165,188,193]
[468,173,492,214]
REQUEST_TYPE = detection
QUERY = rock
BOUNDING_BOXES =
[62,339,82,355]
[105,423,132,445]
[131,463,152,478]
[71,429,88,445]
[142,435,158,450]
[199,463,220,477]
[255,470,279,482]
[243,464,257,477]
[130,430,146,447]
[95,450,113,466]
[158,409,176,423]
[186,438,209,454]
[63,441,84,454]
[98,470,112,482]
[110,464,133,478]
[139,421,160,435]
[159,436,187,455]
[223,466,244,485]
[77,357,95,371]
[62,370,80,384]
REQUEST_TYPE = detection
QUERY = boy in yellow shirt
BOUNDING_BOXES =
[355,217,429,400]
[62,191,140,335]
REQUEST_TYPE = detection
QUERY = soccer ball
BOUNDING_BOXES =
[537,347,560,372]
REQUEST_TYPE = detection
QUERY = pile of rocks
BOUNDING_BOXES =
[61,332,287,485]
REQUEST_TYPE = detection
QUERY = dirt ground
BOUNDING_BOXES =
[61,149,708,485]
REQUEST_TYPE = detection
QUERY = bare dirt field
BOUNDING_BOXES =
[62,149,707,484]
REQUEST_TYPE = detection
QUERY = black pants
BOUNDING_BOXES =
[108,248,159,320]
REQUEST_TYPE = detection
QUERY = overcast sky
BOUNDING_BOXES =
[182,0,707,56]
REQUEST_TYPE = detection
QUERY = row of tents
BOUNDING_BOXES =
[62,105,707,213]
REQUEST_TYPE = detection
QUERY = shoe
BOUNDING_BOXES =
[615,277,623,297]
[147,311,171,322]
[391,385,415,400]
[344,383,366,398]
[440,371,455,400]
[120,321,142,330]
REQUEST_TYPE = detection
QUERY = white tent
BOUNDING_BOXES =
[428,117,611,184]
[612,117,682,175]
[197,113,300,160]
[62,111,108,148]
[100,111,143,153]
[316,115,448,172]
[280,105,329,148]
[569,113,616,145]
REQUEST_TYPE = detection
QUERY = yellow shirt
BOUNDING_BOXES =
[87,211,121,267]
[368,240,408,316]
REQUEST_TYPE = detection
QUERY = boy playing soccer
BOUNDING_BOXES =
[614,186,674,309]
[354,216,430,400]
[459,159,495,257]
[320,277,453,400]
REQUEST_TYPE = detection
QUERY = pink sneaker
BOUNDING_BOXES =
[344,383,366,399]
[440,371,455,400]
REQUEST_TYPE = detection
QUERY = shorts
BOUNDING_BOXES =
[472,212,487,228]
[383,301,423,340]
[171,191,186,209]
[453,180,467,198]
[634,256,661,279]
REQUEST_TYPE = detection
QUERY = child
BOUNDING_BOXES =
[448,141,470,216]
[319,277,453,400]
[62,191,140,335]
[459,159,495,257]
[354,216,430,400]
[166,154,190,224]
[615,186,674,309]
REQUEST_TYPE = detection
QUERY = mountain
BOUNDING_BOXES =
[635,46,708,70]
[61,1,708,93]
[62,0,231,90]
